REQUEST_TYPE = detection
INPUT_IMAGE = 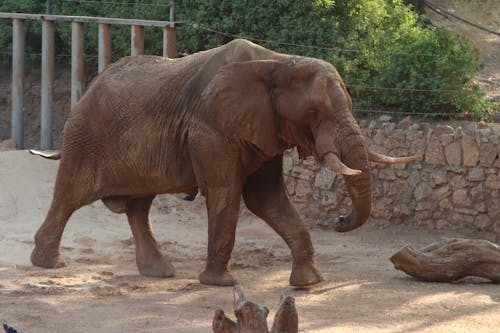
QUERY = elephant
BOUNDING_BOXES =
[30,39,420,287]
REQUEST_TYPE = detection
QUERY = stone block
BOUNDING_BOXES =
[314,167,336,190]
[440,133,455,146]
[485,175,500,190]
[378,168,396,180]
[291,166,315,181]
[294,179,311,202]
[462,135,479,167]
[452,188,468,207]
[435,125,454,135]
[434,185,451,200]
[414,183,433,201]
[425,135,445,165]
[479,142,498,166]
[444,140,462,166]
[438,198,452,209]
[283,153,294,175]
[450,174,467,188]
[431,169,448,186]
[302,157,321,171]
[468,167,485,182]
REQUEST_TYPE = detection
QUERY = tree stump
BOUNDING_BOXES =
[390,238,500,283]
[212,285,298,333]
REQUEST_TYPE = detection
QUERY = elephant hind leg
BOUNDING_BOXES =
[31,161,99,269]
[31,199,78,269]
[126,196,175,278]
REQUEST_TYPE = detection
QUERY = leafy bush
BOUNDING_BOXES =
[0,0,494,119]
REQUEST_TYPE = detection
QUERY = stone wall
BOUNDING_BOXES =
[284,117,500,238]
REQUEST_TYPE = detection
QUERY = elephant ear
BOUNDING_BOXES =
[202,60,281,157]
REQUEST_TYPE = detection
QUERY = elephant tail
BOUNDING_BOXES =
[28,149,62,160]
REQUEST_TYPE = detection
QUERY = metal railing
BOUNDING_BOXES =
[0,7,183,149]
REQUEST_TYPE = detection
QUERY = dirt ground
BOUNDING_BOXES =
[0,151,499,333]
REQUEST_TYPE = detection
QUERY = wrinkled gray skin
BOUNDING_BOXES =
[31,39,418,287]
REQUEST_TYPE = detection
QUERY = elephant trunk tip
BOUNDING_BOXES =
[333,211,369,233]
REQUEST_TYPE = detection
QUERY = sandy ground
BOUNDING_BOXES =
[0,150,498,333]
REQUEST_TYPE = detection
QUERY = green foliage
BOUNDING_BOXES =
[0,0,493,119]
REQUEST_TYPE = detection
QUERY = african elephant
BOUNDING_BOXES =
[30,39,419,287]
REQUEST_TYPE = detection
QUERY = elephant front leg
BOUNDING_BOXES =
[243,157,323,287]
[126,196,175,278]
[199,186,242,286]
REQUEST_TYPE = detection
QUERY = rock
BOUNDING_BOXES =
[435,125,454,135]
[414,183,433,201]
[378,168,396,180]
[294,179,311,202]
[485,175,500,190]
[291,166,315,181]
[479,142,498,166]
[452,189,468,207]
[431,169,448,186]
[468,167,485,182]
[462,135,479,167]
[397,117,412,129]
[434,185,451,200]
[314,167,336,190]
[425,135,445,165]
[444,140,462,166]
[379,115,392,122]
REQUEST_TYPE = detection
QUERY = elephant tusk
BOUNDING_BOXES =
[324,152,362,176]
[367,150,422,164]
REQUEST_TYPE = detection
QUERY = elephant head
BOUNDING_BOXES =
[203,58,420,232]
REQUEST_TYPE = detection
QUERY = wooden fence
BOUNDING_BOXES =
[0,8,182,149]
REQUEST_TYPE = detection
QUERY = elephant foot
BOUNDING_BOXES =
[31,246,67,269]
[137,253,175,278]
[199,267,237,286]
[290,261,324,287]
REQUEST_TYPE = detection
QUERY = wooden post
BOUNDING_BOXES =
[41,19,55,149]
[163,27,177,58]
[130,25,144,56]
[71,21,85,111]
[98,23,111,74]
[11,19,25,149]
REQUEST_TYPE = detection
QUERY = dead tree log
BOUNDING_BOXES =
[390,238,500,283]
[212,285,299,333]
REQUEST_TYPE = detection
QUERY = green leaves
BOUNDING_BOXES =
[0,0,492,119]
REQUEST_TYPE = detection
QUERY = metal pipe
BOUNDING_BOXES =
[41,19,55,149]
[71,21,85,110]
[130,25,144,56]
[11,18,25,149]
[98,23,111,73]
[169,1,175,22]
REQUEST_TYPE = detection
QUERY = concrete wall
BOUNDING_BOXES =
[284,117,500,238]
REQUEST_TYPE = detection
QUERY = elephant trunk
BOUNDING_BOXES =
[316,121,372,233]
[335,169,372,232]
